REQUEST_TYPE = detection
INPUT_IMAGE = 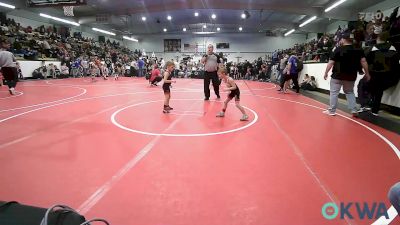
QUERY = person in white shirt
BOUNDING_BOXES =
[61,63,69,77]
[101,65,108,80]
[81,58,88,76]
[160,58,165,69]
[130,59,138,76]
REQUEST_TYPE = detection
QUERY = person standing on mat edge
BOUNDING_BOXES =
[323,29,370,116]
[201,44,222,100]
[138,57,145,77]
[280,53,300,93]
[362,32,400,116]
[0,37,18,95]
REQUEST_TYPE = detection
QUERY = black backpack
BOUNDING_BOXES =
[0,201,109,225]
[296,58,304,73]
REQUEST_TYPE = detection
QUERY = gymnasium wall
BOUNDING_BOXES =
[125,33,307,62]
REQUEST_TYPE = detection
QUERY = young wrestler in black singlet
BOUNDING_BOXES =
[162,61,176,113]
[216,67,249,121]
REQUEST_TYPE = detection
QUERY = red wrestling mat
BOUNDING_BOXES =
[0,77,399,225]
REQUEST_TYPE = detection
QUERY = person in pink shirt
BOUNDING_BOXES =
[150,64,162,86]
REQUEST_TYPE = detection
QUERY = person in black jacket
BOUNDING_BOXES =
[364,32,400,116]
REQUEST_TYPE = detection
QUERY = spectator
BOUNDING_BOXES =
[301,76,318,91]
[388,182,400,216]
[48,63,55,78]
[105,57,113,75]
[0,37,18,95]
[245,67,252,80]
[71,57,81,78]
[53,65,60,78]
[357,76,371,111]
[138,57,144,77]
[130,58,138,76]
[277,54,289,91]
[280,54,300,93]
[101,65,108,80]
[272,50,278,64]
[32,66,44,79]
[258,63,269,82]
[323,29,370,116]
[300,74,311,86]
[150,64,162,86]
[362,32,400,116]
[40,61,47,79]
[389,7,400,50]
[60,63,69,77]
[365,22,376,47]
[81,57,88,76]
[16,62,23,79]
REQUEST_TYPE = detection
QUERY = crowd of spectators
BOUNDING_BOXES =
[0,17,148,78]
[272,8,400,63]
[1,7,399,86]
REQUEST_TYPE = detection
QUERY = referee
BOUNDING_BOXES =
[0,37,18,95]
[201,44,222,100]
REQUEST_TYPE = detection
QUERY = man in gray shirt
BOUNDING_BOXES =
[0,37,18,95]
[201,44,221,100]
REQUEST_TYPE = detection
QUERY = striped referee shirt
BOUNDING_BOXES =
[0,50,16,68]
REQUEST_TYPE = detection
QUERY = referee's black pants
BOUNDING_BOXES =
[1,67,18,89]
[204,71,220,99]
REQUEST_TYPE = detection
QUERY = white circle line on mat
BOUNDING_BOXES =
[0,91,23,99]
[0,86,87,113]
[111,99,258,137]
